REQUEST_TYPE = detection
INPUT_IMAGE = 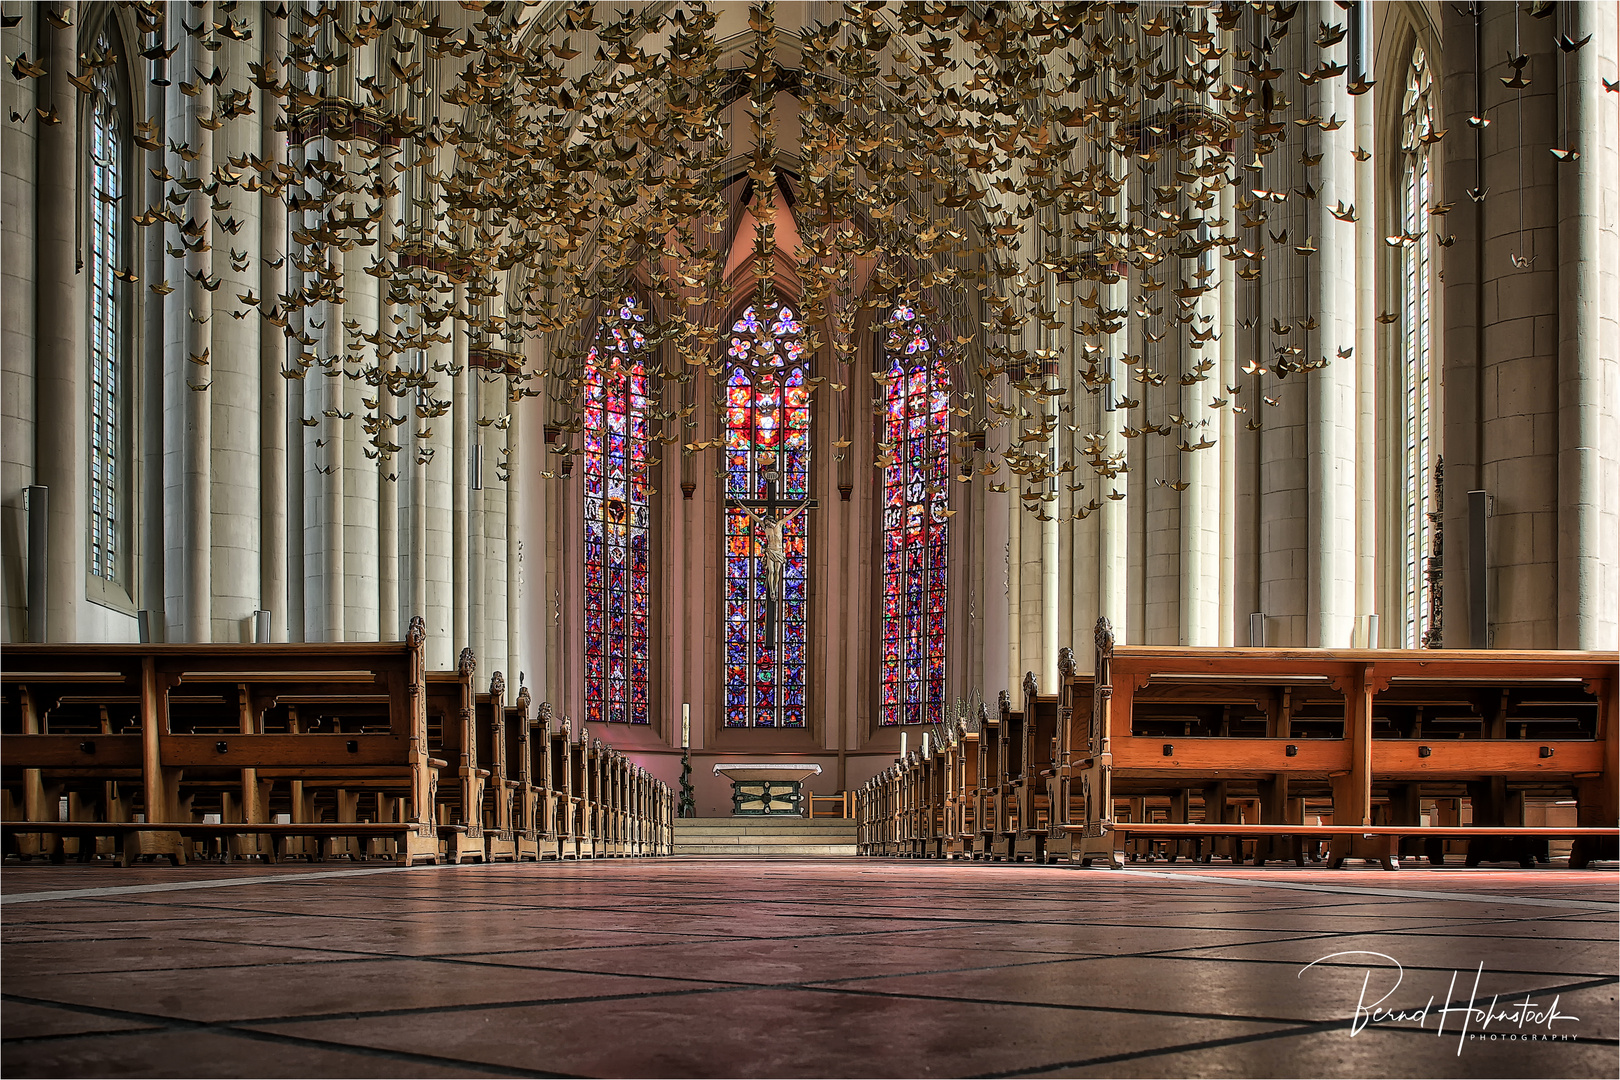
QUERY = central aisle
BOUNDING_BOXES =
[3,859,1614,1078]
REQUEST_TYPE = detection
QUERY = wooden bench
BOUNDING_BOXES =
[504,686,544,861]
[474,671,520,862]
[424,651,487,864]
[1055,620,1619,870]
[943,720,980,858]
[2,620,442,867]
[858,628,1617,872]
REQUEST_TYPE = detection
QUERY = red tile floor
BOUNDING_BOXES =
[2,858,1615,1078]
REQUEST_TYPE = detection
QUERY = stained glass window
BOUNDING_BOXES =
[1399,49,1436,648]
[583,298,652,724]
[879,305,949,726]
[87,32,126,586]
[723,303,809,728]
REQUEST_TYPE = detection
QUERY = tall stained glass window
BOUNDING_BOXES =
[583,298,652,724]
[87,30,127,586]
[723,303,809,728]
[879,305,950,726]
[1399,49,1436,648]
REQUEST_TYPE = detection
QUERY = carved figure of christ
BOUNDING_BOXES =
[741,498,810,604]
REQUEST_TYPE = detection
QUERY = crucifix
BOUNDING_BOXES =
[729,460,818,646]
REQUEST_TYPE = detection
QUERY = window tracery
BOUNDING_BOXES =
[723,302,809,728]
[879,305,950,726]
[583,298,652,724]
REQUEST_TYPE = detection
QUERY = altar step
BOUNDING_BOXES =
[672,817,858,857]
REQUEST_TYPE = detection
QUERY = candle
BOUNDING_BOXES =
[900,731,907,758]
[681,703,690,749]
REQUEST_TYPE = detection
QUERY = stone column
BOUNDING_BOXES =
[1308,1,1357,648]
[376,145,400,640]
[1439,1,1483,648]
[1098,270,1128,644]
[1353,42,1377,647]
[507,376,523,685]
[1040,364,1059,690]
[1217,179,1238,646]
[1458,4,1561,647]
[341,140,378,641]
[211,12,261,642]
[1179,213,1220,647]
[520,343,547,706]
[1068,279,1099,661]
[313,217,345,641]
[4,6,41,641]
[980,371,1010,694]
[182,1,214,641]
[260,12,288,642]
[34,1,84,640]
[141,63,166,640]
[1557,0,1620,650]
[451,281,470,654]
[424,277,453,669]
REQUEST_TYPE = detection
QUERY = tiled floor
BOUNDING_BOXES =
[2,858,1615,1078]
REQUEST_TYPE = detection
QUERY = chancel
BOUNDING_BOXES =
[2,1,1617,1077]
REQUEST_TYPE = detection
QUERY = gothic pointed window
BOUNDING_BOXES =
[1399,48,1437,648]
[583,298,652,724]
[879,305,950,726]
[87,27,128,588]
[723,303,809,728]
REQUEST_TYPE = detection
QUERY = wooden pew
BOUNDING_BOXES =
[424,649,486,864]
[944,720,980,859]
[581,732,603,858]
[926,736,948,858]
[505,686,542,861]
[1043,649,1096,864]
[988,690,1024,860]
[549,715,580,858]
[1014,670,1060,862]
[474,672,518,862]
[2,620,442,867]
[972,702,1000,859]
[1055,620,1619,869]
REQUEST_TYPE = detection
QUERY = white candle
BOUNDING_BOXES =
[681,703,690,749]
[900,731,907,758]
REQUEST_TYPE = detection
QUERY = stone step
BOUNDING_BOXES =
[673,823,856,836]
[672,817,857,856]
[675,845,859,857]
[673,835,856,844]
[674,820,855,832]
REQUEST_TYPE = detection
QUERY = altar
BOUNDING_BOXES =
[712,762,823,816]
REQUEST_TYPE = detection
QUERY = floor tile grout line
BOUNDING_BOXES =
[20,931,1606,989]
[211,1023,582,1079]
[972,1018,1344,1078]
[0,998,579,1079]
[978,1008,1620,1079]
[1114,868,1620,911]
[0,982,753,1031]
[797,972,1620,1034]
[7,973,1614,1048]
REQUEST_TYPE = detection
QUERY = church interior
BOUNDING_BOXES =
[2,1,1617,1077]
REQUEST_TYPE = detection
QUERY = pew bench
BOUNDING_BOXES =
[1060,822,1620,871]
[0,819,448,867]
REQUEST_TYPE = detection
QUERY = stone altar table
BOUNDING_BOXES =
[713,762,823,816]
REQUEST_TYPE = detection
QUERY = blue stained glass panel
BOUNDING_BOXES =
[722,304,811,728]
[878,306,950,726]
[582,300,653,723]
